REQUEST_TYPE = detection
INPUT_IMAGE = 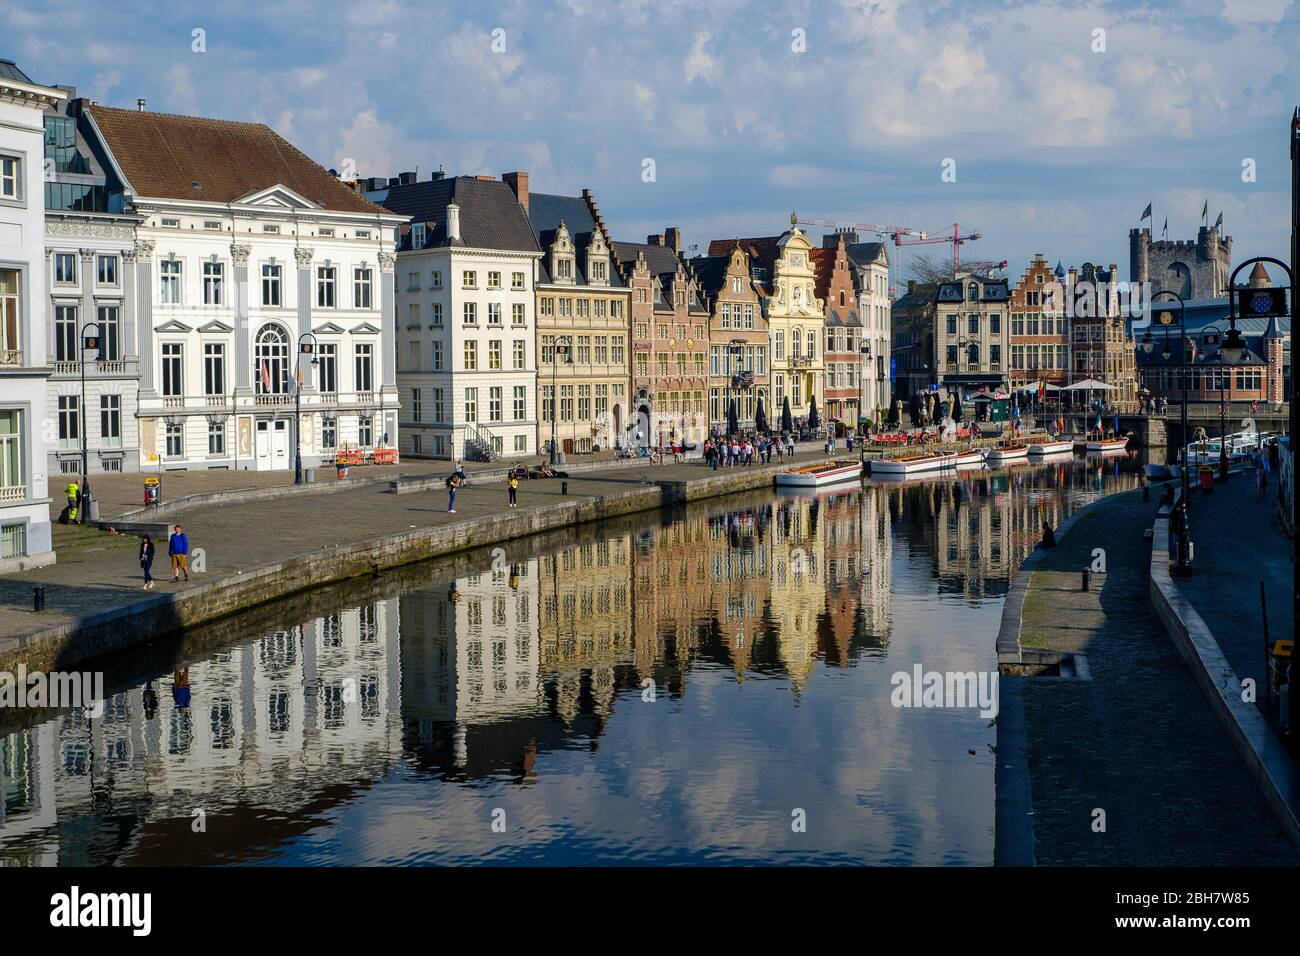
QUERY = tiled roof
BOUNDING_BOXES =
[86,105,385,214]
[528,191,623,286]
[612,239,682,279]
[809,247,833,301]
[380,176,540,253]
[706,236,780,271]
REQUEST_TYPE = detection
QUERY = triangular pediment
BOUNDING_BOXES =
[350,322,382,334]
[313,321,346,334]
[197,320,233,333]
[235,184,320,210]
[155,319,193,333]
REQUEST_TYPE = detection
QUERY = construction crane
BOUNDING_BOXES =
[794,216,928,298]
[893,222,1002,276]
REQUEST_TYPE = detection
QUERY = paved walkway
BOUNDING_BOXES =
[0,449,828,647]
[1017,489,1298,865]
[1175,474,1293,717]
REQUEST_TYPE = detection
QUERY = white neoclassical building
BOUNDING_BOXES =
[78,105,404,472]
[370,172,541,461]
[844,238,892,419]
[0,60,64,572]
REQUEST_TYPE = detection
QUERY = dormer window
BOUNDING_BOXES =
[967,282,978,300]
[412,223,426,248]
[550,221,576,284]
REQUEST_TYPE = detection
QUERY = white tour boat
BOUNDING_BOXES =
[775,459,864,488]
[870,451,958,476]
[1028,439,1075,456]
[1086,436,1130,453]
[985,443,1030,465]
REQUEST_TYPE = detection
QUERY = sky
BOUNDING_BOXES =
[6,0,1299,287]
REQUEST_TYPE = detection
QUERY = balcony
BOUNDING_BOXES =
[318,392,339,405]
[54,360,80,374]
[204,395,228,408]
[96,360,128,375]
[254,393,293,407]
[163,396,185,409]
[0,485,25,502]
[355,391,375,406]
[1,349,22,367]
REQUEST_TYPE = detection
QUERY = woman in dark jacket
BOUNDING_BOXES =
[139,535,156,590]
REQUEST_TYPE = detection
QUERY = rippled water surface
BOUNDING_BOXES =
[1,455,1141,865]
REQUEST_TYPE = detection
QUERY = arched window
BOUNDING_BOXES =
[255,324,290,394]
[967,282,978,301]
[968,343,980,366]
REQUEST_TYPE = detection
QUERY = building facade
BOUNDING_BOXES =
[374,173,539,461]
[1067,261,1137,408]
[814,234,862,429]
[765,221,824,427]
[841,237,891,422]
[935,271,1011,399]
[613,230,709,449]
[1008,255,1070,391]
[0,60,63,571]
[527,183,631,455]
[1130,222,1232,300]
[81,105,403,472]
[890,280,937,403]
[692,242,767,434]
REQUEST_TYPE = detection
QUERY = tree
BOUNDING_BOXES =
[905,251,1006,286]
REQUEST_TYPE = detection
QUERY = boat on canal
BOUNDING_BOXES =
[870,451,958,476]
[1028,439,1075,456]
[985,443,1030,465]
[1086,436,1130,454]
[775,459,864,488]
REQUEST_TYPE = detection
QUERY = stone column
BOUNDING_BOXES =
[122,246,138,361]
[78,249,97,356]
[294,246,314,344]
[231,244,252,390]
[379,251,397,388]
[135,239,156,395]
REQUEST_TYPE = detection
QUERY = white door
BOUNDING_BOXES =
[272,419,289,468]
[255,420,272,470]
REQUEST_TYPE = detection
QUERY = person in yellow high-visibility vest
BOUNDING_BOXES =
[65,480,80,523]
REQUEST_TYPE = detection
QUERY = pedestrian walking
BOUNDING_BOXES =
[168,524,190,583]
[507,472,519,508]
[139,534,156,590]
[64,478,80,523]
[446,471,463,513]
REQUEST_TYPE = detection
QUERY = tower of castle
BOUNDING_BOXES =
[1128,223,1232,299]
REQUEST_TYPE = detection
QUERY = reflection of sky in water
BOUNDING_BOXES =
[0,458,1140,866]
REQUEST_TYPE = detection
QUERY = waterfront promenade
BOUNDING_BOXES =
[1007,487,1299,865]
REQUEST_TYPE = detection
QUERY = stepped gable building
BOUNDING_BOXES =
[85,104,404,472]
[811,233,863,428]
[1008,255,1069,390]
[1130,222,1232,300]
[1,59,65,571]
[690,241,767,434]
[612,229,709,449]
[526,184,631,454]
[831,232,891,422]
[374,172,540,461]
[1067,261,1137,408]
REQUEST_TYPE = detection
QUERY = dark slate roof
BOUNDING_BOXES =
[688,255,729,296]
[937,276,1010,303]
[0,59,34,83]
[844,241,888,267]
[706,235,781,271]
[379,176,540,253]
[612,239,682,279]
[528,192,623,286]
[893,286,936,313]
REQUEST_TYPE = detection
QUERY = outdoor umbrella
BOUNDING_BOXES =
[727,398,739,437]
[807,397,820,431]
[782,395,794,434]
[755,396,768,435]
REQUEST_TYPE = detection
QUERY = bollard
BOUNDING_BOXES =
[33,585,45,612]
[561,480,569,496]
[1081,567,1090,592]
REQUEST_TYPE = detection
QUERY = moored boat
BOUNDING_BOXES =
[1086,436,1130,453]
[952,449,986,468]
[870,451,957,476]
[775,459,863,488]
[985,443,1030,465]
[1028,439,1074,456]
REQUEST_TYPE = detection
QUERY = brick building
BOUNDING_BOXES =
[812,233,864,429]
[1008,254,1070,390]
[690,241,768,434]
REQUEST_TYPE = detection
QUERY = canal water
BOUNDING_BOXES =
[1,455,1141,866]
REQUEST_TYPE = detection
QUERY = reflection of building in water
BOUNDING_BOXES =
[631,518,714,685]
[820,491,863,666]
[1,600,402,864]
[399,562,541,765]
[705,506,772,678]
[538,536,634,723]
[769,497,825,690]
[858,486,893,642]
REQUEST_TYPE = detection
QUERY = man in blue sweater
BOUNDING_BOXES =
[168,524,190,583]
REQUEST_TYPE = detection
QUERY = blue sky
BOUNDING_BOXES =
[6,0,1298,285]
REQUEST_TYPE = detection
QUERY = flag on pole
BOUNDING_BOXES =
[260,359,271,392]
[1161,217,1168,239]
[1213,211,1223,232]
[1140,202,1152,222]
[1201,199,1208,222]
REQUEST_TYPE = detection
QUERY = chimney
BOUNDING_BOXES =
[907,280,916,295]
[648,234,665,246]
[136,98,146,111]
[446,202,461,243]
[399,171,416,186]
[665,227,681,254]
[431,169,445,181]
[502,172,529,216]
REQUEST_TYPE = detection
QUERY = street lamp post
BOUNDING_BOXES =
[78,321,100,523]
[728,338,746,437]
[550,335,572,466]
[294,331,319,485]
[859,340,872,436]
[1143,290,1192,575]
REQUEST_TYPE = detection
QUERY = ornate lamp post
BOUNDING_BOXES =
[550,335,572,465]
[294,331,319,485]
[1142,290,1192,575]
[78,321,100,522]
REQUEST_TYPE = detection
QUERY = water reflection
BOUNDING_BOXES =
[1,456,1141,866]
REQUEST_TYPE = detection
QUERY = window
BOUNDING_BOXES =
[512,339,525,369]
[433,388,445,423]
[464,387,478,423]
[514,435,526,452]
[263,224,280,234]
[432,341,444,371]
[431,270,443,289]
[407,303,420,329]
[57,395,79,449]
[412,224,426,248]
[354,267,372,308]
[968,314,979,334]
[513,386,526,420]
[411,387,422,422]
[431,302,443,326]
[359,416,373,446]
[165,422,184,457]
[208,420,225,455]
[204,343,225,396]
[161,343,184,396]
[54,253,77,285]
[318,344,337,393]
[487,271,501,289]
[160,259,182,304]
[95,394,121,448]
[317,266,336,308]
[261,263,281,306]
[96,305,120,361]
[54,305,77,362]
[489,386,502,422]
[463,302,477,325]
[462,270,477,289]
[204,220,222,231]
[255,326,289,394]
[488,302,502,325]
[512,272,525,290]
[560,385,573,421]
[161,217,180,228]
[0,410,23,497]
[489,340,502,369]
[354,343,374,392]
[0,156,20,201]
[203,261,224,305]
[990,315,1001,334]
[322,417,337,448]
[97,255,118,285]
[512,302,525,326]
[463,341,478,370]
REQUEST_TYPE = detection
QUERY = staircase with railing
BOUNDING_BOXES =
[463,422,500,462]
